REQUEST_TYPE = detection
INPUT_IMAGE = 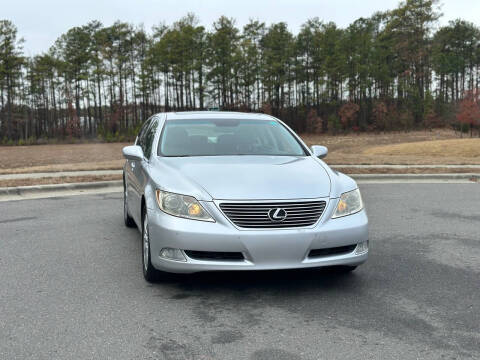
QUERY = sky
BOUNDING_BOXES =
[3,0,480,56]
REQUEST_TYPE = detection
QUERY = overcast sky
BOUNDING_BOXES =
[4,0,480,55]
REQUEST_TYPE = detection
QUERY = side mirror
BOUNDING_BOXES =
[122,145,144,161]
[310,145,328,159]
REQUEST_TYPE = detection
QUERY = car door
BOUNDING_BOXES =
[126,117,152,223]
[132,118,159,224]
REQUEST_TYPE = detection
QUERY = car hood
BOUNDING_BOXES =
[157,156,331,200]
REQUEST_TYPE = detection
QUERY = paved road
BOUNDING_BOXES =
[1,183,479,360]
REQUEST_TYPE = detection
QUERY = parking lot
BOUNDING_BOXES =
[1,183,479,360]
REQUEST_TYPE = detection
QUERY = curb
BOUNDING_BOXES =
[0,180,123,197]
[0,173,478,198]
[0,169,123,181]
[350,173,479,181]
[331,164,480,169]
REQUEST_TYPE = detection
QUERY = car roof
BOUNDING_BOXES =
[162,111,276,121]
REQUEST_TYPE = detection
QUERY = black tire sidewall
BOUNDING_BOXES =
[142,208,157,282]
[123,177,135,227]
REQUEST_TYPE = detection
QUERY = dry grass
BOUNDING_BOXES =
[0,130,478,176]
[0,174,122,188]
[0,143,129,172]
[301,130,480,165]
[365,139,480,157]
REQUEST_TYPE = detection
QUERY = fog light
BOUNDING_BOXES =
[159,248,187,262]
[355,241,369,255]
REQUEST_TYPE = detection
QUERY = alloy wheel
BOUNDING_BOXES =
[143,215,150,272]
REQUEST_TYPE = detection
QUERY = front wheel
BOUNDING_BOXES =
[142,209,159,282]
[123,178,136,228]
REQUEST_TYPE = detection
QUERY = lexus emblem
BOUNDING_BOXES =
[268,208,288,222]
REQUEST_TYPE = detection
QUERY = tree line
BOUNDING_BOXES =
[1,0,480,144]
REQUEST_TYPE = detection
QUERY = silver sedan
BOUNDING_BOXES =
[122,111,368,282]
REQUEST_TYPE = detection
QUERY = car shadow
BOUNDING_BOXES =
[157,267,365,296]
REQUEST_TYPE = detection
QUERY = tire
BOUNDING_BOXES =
[123,177,136,228]
[142,206,159,282]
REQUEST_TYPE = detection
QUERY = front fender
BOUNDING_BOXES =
[314,158,358,198]
[329,171,359,198]
[144,179,158,211]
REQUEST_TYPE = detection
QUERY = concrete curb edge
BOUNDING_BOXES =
[0,173,478,197]
[0,180,123,196]
[350,173,479,181]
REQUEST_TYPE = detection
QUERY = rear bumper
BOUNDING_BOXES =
[147,199,368,273]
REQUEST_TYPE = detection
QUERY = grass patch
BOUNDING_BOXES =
[0,143,129,171]
[364,139,480,158]
[0,130,478,176]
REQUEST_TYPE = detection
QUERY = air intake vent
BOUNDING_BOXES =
[184,250,245,261]
[219,200,326,229]
[308,244,356,258]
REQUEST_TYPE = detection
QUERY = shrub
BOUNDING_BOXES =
[305,109,322,133]
[338,102,360,131]
[327,113,341,135]
[372,101,388,131]
[457,89,480,137]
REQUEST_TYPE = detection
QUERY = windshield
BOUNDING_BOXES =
[158,119,306,157]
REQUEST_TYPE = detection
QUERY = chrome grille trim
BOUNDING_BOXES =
[218,200,327,229]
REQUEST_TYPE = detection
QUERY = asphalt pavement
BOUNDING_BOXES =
[1,183,479,360]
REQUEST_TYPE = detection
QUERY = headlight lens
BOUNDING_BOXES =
[155,190,214,222]
[332,188,363,218]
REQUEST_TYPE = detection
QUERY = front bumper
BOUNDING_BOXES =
[147,198,368,273]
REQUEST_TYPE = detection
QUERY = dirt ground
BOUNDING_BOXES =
[0,130,479,176]
[0,143,128,174]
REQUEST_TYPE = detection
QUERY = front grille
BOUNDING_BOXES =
[219,200,326,229]
[184,250,245,261]
[308,244,356,258]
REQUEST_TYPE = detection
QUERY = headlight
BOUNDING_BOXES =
[155,190,215,222]
[332,188,363,218]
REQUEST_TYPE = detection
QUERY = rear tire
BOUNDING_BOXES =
[142,206,160,282]
[123,177,136,228]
